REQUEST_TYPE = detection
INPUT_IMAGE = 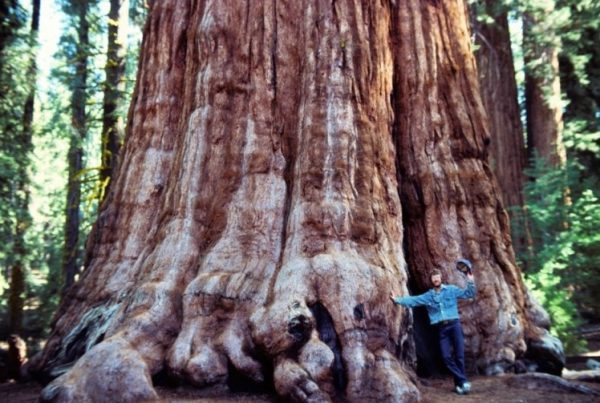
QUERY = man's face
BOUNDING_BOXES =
[431,274,442,288]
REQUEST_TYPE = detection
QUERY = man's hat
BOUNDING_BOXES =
[456,258,472,275]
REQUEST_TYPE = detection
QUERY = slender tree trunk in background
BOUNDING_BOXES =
[0,0,23,295]
[8,0,40,336]
[62,0,89,293]
[31,1,563,401]
[470,1,530,265]
[523,3,566,167]
[471,2,526,211]
[100,0,128,192]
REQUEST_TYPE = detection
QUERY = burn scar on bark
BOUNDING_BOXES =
[45,303,121,378]
[250,299,314,356]
[309,302,347,391]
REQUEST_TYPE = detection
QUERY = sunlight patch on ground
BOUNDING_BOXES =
[581,349,600,357]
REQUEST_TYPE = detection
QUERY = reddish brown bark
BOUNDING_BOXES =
[470,1,531,264]
[31,1,562,402]
[471,2,526,210]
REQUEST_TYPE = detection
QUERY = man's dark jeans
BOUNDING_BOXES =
[438,319,467,387]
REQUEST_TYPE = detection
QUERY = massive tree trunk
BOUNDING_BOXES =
[32,1,562,402]
[523,2,566,167]
[8,0,40,336]
[62,0,89,292]
[100,0,128,190]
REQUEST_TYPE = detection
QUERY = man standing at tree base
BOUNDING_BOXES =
[391,259,476,395]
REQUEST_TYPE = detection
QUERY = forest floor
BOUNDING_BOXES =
[0,375,598,403]
[1,372,598,402]
[1,326,599,402]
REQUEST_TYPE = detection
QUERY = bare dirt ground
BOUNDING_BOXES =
[1,374,598,403]
[419,375,600,403]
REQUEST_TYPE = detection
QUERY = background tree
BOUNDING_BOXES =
[30,1,562,402]
[61,0,90,292]
[0,0,148,353]
[470,0,526,214]
[469,0,530,261]
[100,0,128,192]
[557,0,600,323]
[523,0,566,167]
[5,0,40,336]
[0,1,27,321]
[502,0,600,353]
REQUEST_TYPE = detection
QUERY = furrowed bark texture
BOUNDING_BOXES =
[470,1,530,267]
[471,2,526,211]
[33,1,562,401]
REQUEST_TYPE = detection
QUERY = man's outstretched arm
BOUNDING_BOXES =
[389,290,432,307]
[455,273,476,299]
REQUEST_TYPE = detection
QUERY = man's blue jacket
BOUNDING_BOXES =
[393,281,476,325]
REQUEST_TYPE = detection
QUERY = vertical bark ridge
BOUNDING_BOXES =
[266,0,304,307]
[164,0,289,388]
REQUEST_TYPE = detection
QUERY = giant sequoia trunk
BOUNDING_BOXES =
[32,1,562,402]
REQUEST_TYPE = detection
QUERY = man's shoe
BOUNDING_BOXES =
[454,385,466,395]
[462,382,471,394]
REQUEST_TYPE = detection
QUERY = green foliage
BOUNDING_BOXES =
[560,22,600,183]
[0,0,27,54]
[504,0,600,353]
[512,155,600,353]
[559,0,600,87]
[0,0,144,342]
[0,0,31,318]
